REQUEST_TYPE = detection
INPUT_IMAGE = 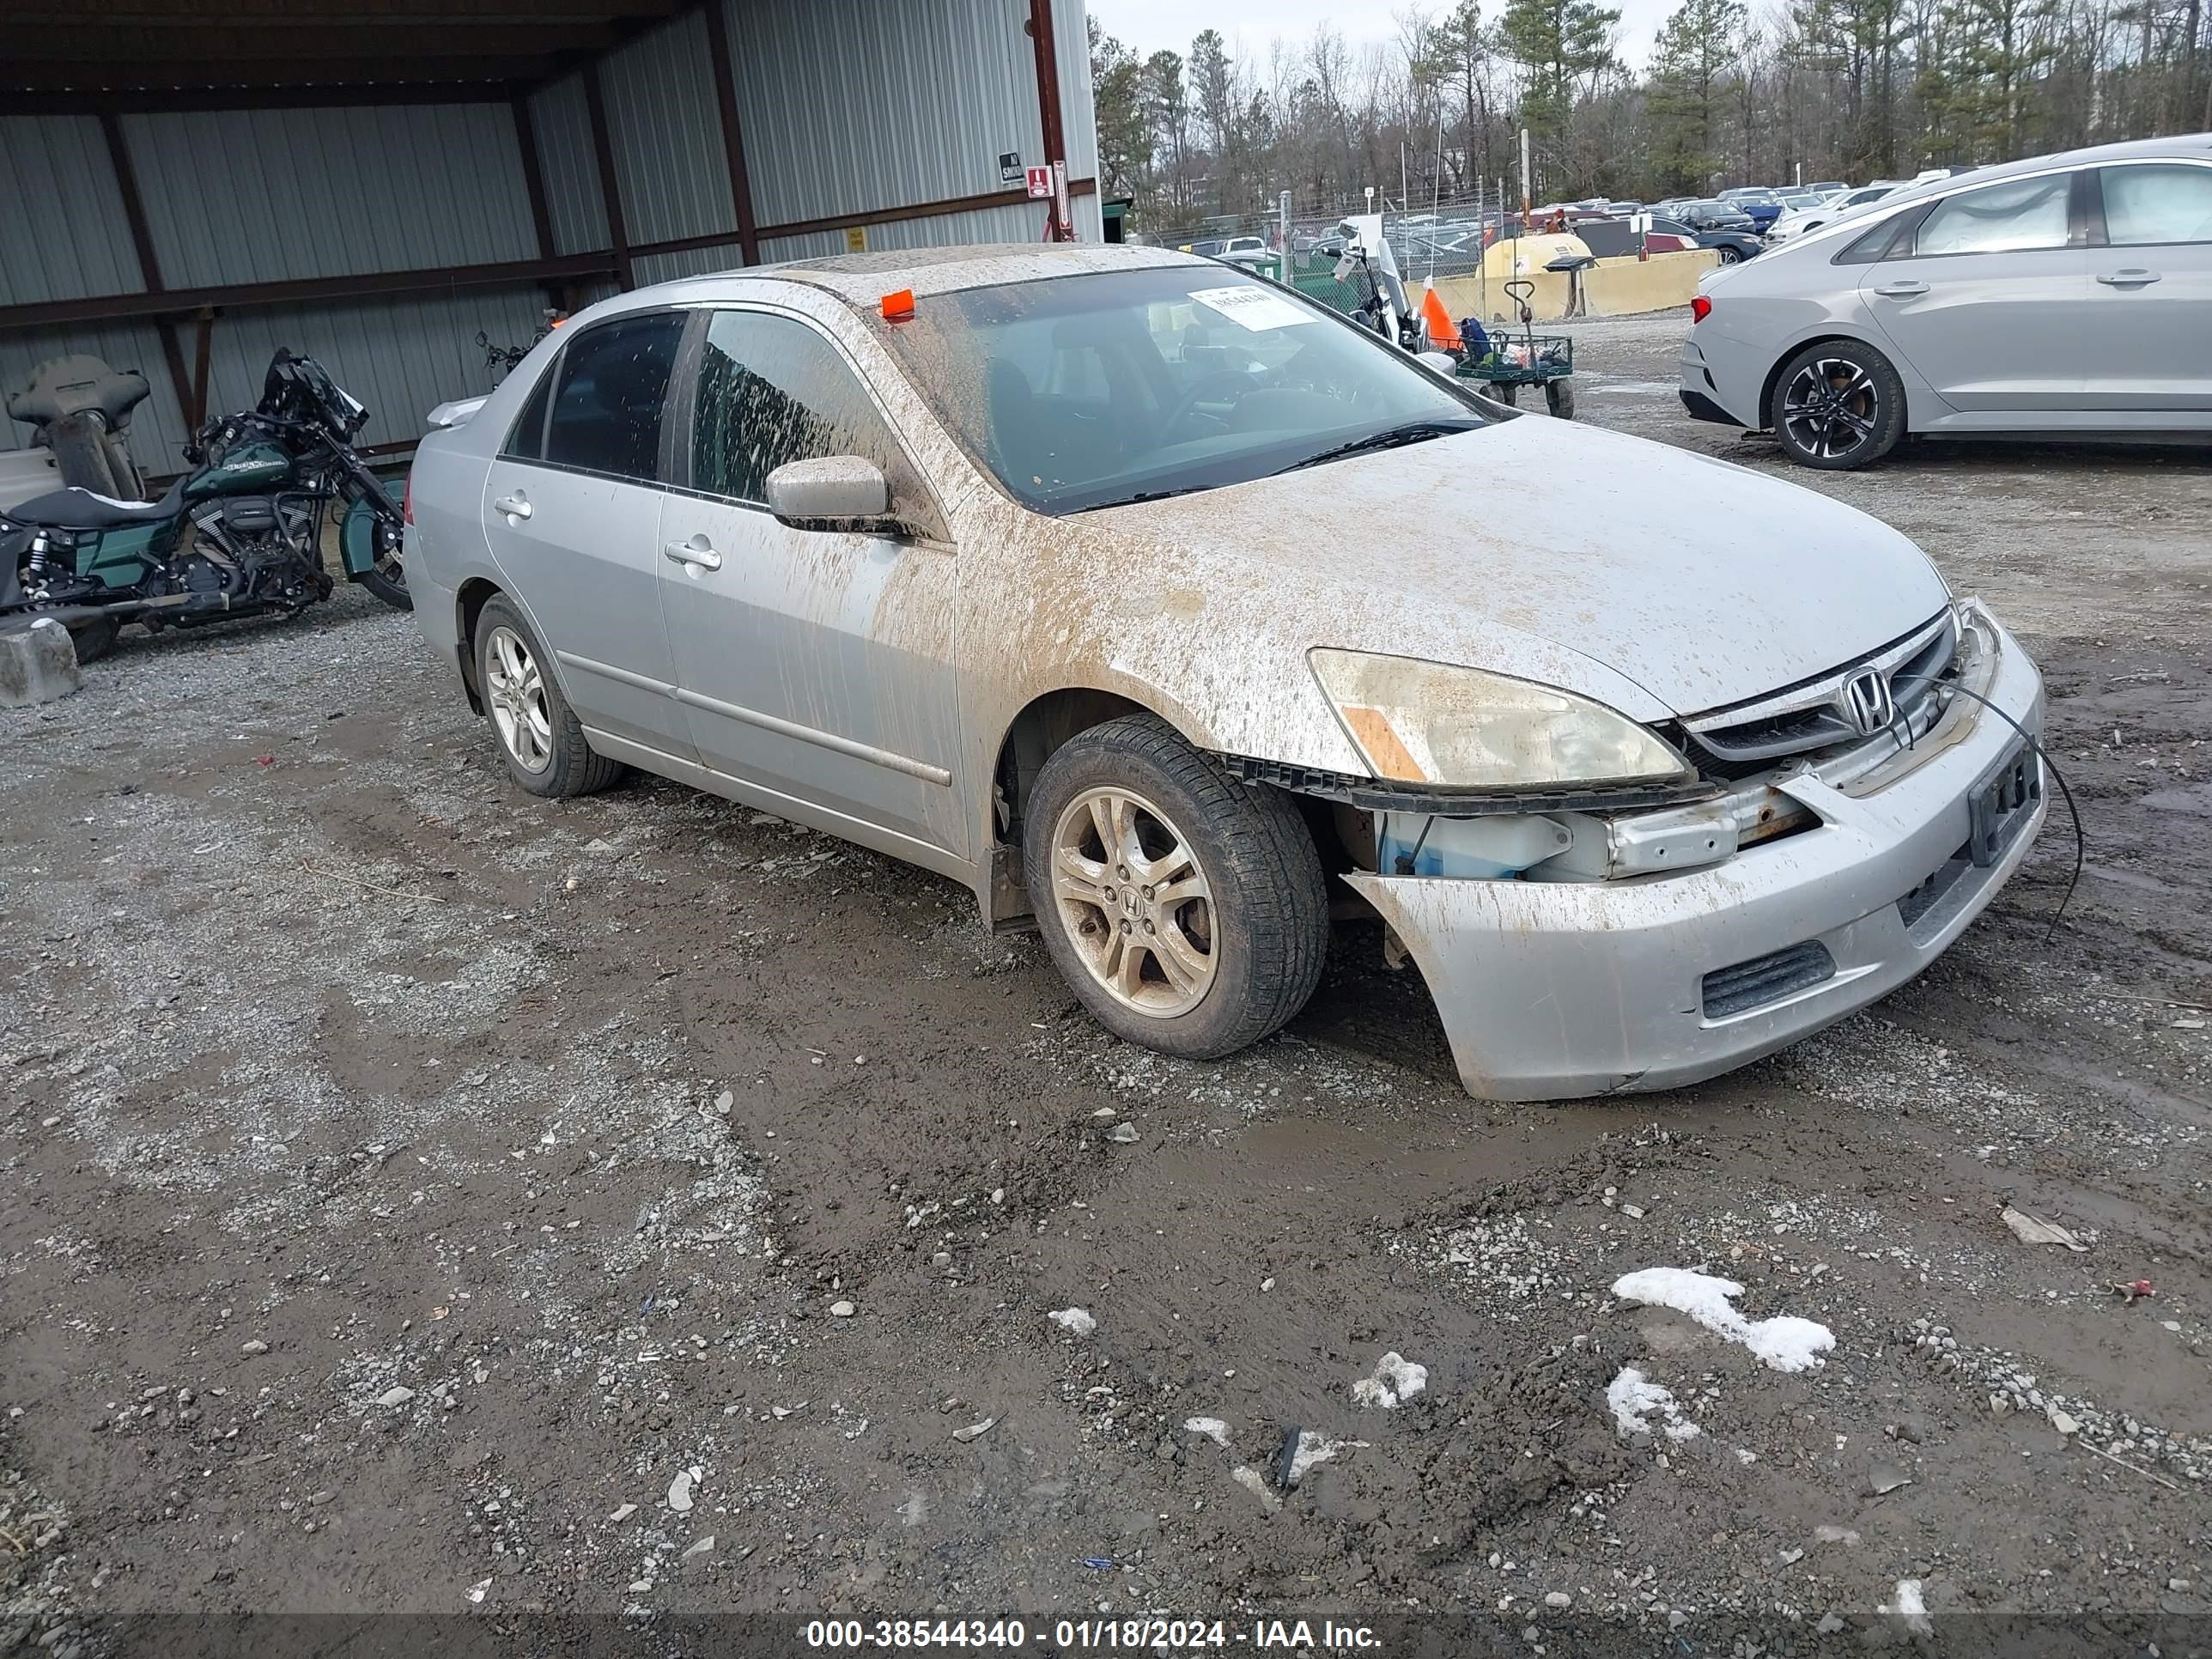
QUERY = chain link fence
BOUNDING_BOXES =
[1139,188,1531,322]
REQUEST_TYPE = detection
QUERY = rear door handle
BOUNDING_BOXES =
[492,494,532,520]
[1872,280,1929,298]
[663,538,722,572]
[2097,268,2160,288]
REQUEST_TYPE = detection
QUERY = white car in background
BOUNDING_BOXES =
[1765,181,1905,244]
[1682,135,2212,468]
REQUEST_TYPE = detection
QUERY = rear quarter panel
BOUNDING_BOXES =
[1692,242,1940,429]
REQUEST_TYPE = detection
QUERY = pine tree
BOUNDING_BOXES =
[1648,0,1748,191]
[1498,0,1623,194]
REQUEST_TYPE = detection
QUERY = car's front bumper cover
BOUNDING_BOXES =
[1345,605,2046,1101]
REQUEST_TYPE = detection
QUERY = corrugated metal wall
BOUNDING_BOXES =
[600,9,735,247]
[724,0,1100,241]
[0,116,141,307]
[125,104,538,286]
[528,75,611,258]
[1,100,550,469]
[2,1,1101,477]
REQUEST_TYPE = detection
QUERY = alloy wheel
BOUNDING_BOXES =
[483,625,553,774]
[1048,786,1217,1018]
[1781,358,1879,461]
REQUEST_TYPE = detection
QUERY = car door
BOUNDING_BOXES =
[2079,159,2212,415]
[1858,169,2096,413]
[655,305,969,861]
[480,310,692,755]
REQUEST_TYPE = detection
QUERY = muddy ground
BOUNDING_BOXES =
[3,308,2210,1654]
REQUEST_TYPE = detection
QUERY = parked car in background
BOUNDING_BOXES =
[1765,182,1903,243]
[1639,215,1765,264]
[405,242,2046,1101]
[1806,179,1849,196]
[1717,191,1787,232]
[1681,135,2212,468]
[1674,199,1761,235]
[1184,235,1273,270]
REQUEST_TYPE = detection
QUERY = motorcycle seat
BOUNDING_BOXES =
[7,479,182,530]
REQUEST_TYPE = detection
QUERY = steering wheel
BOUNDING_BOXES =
[1161,370,1259,439]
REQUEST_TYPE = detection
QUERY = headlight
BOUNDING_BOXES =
[1310,648,1694,790]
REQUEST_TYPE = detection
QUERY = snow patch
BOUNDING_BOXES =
[1612,1267,1835,1372]
[1885,1578,1932,1637]
[1284,1430,1367,1486]
[1605,1366,1702,1441]
[1047,1307,1097,1337]
[1182,1416,1231,1447]
[1351,1351,1428,1408]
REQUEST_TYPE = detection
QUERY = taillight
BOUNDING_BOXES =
[1690,295,1712,323]
[402,471,414,526]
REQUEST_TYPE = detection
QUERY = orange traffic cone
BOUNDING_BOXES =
[1420,282,1462,352]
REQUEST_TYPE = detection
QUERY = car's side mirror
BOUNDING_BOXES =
[1416,350,1459,378]
[765,456,897,533]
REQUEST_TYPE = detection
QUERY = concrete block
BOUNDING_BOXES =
[0,617,84,708]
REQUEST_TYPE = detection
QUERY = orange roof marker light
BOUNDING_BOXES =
[881,289,915,320]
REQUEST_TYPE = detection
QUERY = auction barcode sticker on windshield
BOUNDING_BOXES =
[1189,285,1316,331]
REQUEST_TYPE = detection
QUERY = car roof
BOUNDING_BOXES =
[1867,134,2212,209]
[618,243,1209,313]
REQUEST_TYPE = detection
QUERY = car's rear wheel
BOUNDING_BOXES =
[1023,714,1328,1061]
[474,597,624,799]
[1717,245,1743,264]
[1769,340,1905,470]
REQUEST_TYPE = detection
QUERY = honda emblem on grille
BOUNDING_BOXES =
[1838,668,1898,737]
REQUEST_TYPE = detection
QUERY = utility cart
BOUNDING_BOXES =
[1455,277,1577,418]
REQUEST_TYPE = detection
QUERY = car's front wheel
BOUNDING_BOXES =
[1716,245,1743,264]
[1023,714,1328,1061]
[1769,339,1906,469]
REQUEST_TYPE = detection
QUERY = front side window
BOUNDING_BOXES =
[542,312,684,482]
[1913,173,2073,257]
[689,310,917,508]
[2100,163,2212,246]
[870,265,1491,516]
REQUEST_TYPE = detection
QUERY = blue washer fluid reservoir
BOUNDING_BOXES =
[1379,814,1575,878]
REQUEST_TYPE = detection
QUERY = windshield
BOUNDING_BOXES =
[869,265,1492,516]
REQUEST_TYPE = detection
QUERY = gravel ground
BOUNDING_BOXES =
[3,308,2210,1653]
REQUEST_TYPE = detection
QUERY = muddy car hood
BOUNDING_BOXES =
[1085,414,1950,718]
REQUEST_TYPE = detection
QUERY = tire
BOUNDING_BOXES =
[357,516,413,611]
[1545,377,1577,420]
[1769,339,1906,470]
[1494,381,1519,407]
[48,416,117,496]
[1022,714,1328,1061]
[472,597,624,799]
[1717,245,1743,264]
[358,562,412,611]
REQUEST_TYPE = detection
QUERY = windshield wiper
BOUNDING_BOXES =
[1279,418,1482,475]
[1069,484,1213,514]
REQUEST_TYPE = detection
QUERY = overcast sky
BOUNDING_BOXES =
[1085,0,1675,81]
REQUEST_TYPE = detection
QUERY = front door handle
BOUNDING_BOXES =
[2097,268,2160,288]
[1872,280,1929,298]
[492,493,532,520]
[663,538,722,572]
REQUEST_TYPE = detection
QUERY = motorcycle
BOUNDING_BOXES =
[0,349,410,663]
[6,354,153,500]
[476,307,568,384]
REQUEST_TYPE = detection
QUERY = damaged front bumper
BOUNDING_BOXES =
[1344,602,2047,1102]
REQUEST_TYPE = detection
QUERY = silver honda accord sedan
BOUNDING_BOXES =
[406,243,2046,1100]
[1682,134,2212,468]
